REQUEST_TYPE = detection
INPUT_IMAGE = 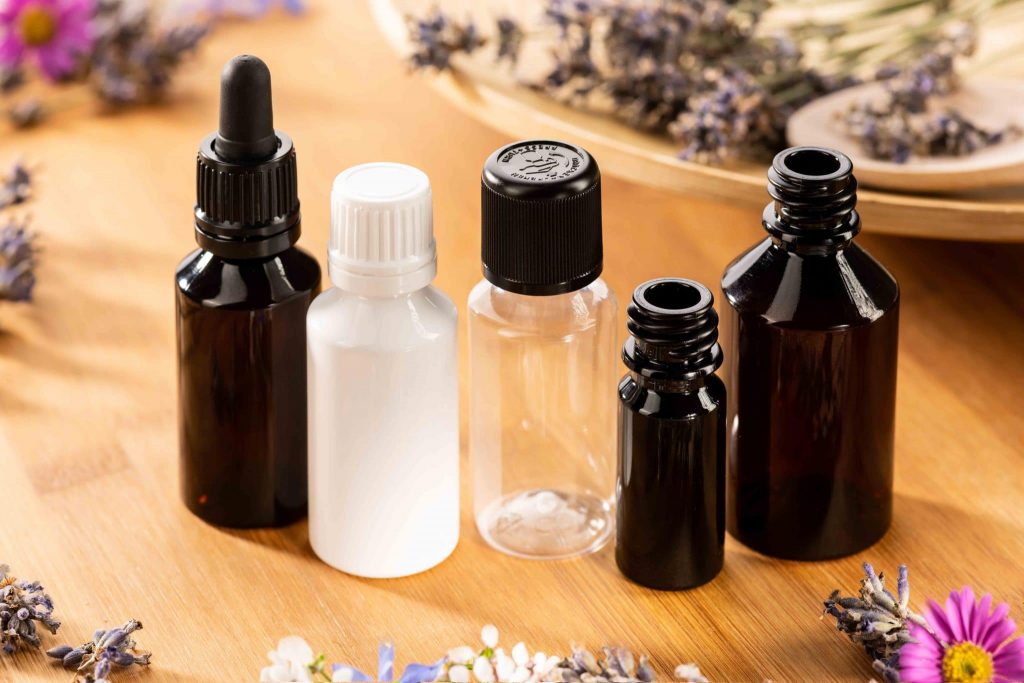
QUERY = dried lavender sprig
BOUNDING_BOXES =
[839,22,1020,163]
[0,564,61,653]
[824,563,929,683]
[0,161,31,209]
[406,9,486,71]
[0,219,38,302]
[87,1,209,107]
[47,619,151,682]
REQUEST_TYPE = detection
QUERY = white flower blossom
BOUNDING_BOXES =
[675,662,710,683]
[260,636,314,683]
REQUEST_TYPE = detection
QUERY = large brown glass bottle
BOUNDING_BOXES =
[721,147,899,560]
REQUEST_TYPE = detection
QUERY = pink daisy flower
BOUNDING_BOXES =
[900,587,1024,683]
[0,0,94,80]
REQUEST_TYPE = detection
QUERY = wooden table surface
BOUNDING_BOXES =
[2,3,1023,682]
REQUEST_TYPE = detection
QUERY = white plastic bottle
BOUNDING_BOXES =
[307,162,459,578]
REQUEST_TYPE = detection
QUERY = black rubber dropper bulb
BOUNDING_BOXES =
[215,55,278,162]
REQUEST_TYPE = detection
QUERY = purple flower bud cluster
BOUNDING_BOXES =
[47,619,151,683]
[840,22,1019,163]
[0,564,61,653]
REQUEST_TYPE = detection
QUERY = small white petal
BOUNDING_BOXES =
[449,664,471,683]
[511,643,529,667]
[541,656,560,674]
[449,646,476,664]
[495,656,515,681]
[481,624,499,649]
[532,652,546,668]
[674,663,709,683]
[276,636,315,667]
[510,666,530,682]
[332,666,356,682]
[474,656,495,682]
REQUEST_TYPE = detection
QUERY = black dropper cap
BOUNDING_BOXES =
[481,140,603,296]
[194,55,300,259]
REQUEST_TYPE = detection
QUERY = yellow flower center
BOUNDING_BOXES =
[0,575,16,589]
[942,642,995,683]
[17,6,58,47]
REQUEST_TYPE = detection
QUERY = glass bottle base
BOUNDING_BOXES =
[476,489,613,560]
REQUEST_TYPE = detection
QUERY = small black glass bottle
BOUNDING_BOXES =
[722,146,899,560]
[616,278,726,590]
[175,55,321,528]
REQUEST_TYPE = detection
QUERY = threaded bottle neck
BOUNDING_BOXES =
[763,146,859,248]
[623,278,722,383]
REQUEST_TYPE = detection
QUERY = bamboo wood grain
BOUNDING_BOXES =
[1,2,1023,682]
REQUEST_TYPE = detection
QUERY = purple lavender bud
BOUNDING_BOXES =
[94,657,111,679]
[46,645,73,659]
[63,647,87,667]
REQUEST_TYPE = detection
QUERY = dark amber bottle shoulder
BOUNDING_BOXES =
[721,237,899,330]
[175,247,321,310]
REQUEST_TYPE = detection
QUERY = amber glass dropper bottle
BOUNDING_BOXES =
[175,55,321,528]
[722,146,899,560]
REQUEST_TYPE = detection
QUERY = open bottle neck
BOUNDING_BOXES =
[762,147,861,253]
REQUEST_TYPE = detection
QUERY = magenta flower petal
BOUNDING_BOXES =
[980,602,1013,649]
[0,32,24,63]
[0,0,94,79]
[945,589,969,642]
[971,593,993,643]
[902,588,1024,683]
[926,598,958,643]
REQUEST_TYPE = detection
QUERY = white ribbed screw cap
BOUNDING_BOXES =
[330,162,436,296]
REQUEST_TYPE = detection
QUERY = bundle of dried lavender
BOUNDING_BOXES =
[0,564,61,653]
[823,563,929,683]
[47,619,151,683]
[405,1,1018,165]
[87,1,209,106]
[0,162,37,303]
[839,23,1020,163]
[404,1,850,162]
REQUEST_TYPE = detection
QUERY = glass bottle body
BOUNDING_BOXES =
[722,238,899,559]
[468,278,618,559]
[617,373,726,589]
[175,246,321,528]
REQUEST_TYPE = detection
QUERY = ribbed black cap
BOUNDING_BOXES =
[194,55,300,259]
[481,140,603,295]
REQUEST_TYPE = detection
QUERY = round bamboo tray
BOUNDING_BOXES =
[371,0,1024,241]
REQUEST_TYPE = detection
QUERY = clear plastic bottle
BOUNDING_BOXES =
[469,140,618,560]
[307,163,459,578]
